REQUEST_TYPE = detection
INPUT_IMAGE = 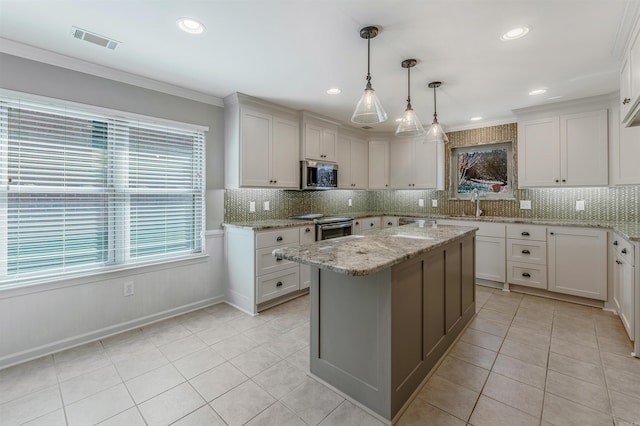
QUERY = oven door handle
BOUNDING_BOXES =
[319,222,353,230]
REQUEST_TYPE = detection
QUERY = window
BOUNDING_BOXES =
[0,93,206,286]
[450,141,513,198]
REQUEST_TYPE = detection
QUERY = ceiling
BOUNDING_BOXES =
[0,0,636,132]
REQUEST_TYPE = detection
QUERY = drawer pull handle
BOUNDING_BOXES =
[276,281,283,287]
[276,257,282,262]
[521,232,530,236]
[276,236,283,242]
[305,228,311,232]
[613,240,618,246]
[387,222,393,225]
[522,272,531,278]
[522,249,530,254]
[621,248,627,254]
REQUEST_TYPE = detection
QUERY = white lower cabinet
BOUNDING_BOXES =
[383,216,398,228]
[612,233,635,341]
[547,227,607,300]
[506,224,547,290]
[225,225,313,314]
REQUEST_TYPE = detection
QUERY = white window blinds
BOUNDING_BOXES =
[0,95,206,286]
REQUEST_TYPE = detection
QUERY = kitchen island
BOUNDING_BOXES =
[273,223,477,423]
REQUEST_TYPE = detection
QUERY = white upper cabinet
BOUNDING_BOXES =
[301,113,338,162]
[224,93,300,189]
[338,134,369,189]
[517,108,608,187]
[621,12,640,126]
[368,139,390,189]
[389,137,438,189]
[610,102,640,185]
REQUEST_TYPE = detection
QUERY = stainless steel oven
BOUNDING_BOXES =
[315,217,354,240]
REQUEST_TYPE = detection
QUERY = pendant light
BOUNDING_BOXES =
[351,26,388,124]
[425,81,449,144]
[395,59,425,137]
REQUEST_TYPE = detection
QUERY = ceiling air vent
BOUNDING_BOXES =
[71,27,120,50]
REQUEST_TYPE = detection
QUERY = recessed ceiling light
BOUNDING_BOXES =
[470,116,483,121]
[177,17,205,34]
[528,88,547,96]
[326,88,342,95]
[500,25,531,41]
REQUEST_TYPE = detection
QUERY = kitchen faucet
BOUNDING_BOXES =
[471,189,483,217]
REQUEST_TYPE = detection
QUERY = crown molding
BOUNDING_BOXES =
[613,0,640,59]
[0,37,224,107]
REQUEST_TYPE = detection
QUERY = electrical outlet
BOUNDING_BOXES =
[432,199,438,207]
[263,201,270,211]
[348,198,352,207]
[576,200,585,211]
[418,198,425,207]
[520,200,532,210]
[123,281,134,297]
[249,201,256,213]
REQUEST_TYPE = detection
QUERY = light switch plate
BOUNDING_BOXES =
[348,198,352,207]
[418,198,425,207]
[432,199,438,207]
[263,201,270,211]
[576,200,585,211]
[249,201,256,212]
[520,200,532,210]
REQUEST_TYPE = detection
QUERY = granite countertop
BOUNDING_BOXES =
[272,223,477,276]
[223,214,640,242]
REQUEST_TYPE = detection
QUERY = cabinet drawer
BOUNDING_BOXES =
[256,246,297,275]
[507,224,546,241]
[257,267,300,303]
[256,228,299,249]
[507,262,547,289]
[507,239,547,265]
[360,217,381,231]
[299,225,316,245]
[612,234,635,266]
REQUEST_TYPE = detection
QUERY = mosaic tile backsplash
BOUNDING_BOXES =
[224,123,638,224]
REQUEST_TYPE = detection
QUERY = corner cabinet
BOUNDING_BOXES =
[301,112,338,162]
[337,134,369,189]
[389,137,438,189]
[547,227,607,301]
[224,93,300,189]
[621,12,640,126]
[368,139,390,189]
[517,109,608,187]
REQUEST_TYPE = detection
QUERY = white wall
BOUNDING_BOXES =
[0,52,228,368]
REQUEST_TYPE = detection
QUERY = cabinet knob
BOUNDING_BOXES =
[613,240,618,246]
[555,179,559,183]
[522,249,531,254]
[269,180,273,183]
[522,272,531,278]
[385,184,388,187]
[276,236,283,241]
[273,180,277,184]
[276,281,283,287]
[370,223,374,227]
[623,98,631,105]
[388,222,393,226]
[550,232,555,235]
[305,228,311,233]
[562,179,566,183]
[355,221,359,225]
[521,232,530,236]
[622,248,627,254]
[616,260,622,265]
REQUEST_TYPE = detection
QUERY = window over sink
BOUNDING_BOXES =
[450,141,514,199]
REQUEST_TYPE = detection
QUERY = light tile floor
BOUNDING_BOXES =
[2,285,640,425]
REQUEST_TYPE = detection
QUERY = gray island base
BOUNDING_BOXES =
[273,224,477,423]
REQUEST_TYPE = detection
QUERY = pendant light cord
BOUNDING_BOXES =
[432,85,439,124]
[365,36,372,90]
[406,65,412,107]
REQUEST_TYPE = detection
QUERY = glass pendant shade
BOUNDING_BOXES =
[425,121,449,144]
[395,106,425,136]
[352,86,388,124]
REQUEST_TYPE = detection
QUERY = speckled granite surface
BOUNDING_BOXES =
[272,223,477,276]
[223,213,640,241]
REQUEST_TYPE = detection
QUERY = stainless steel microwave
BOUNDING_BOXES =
[301,160,338,190]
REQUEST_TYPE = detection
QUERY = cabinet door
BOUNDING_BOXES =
[240,109,272,186]
[389,138,413,188]
[337,136,352,189]
[321,128,338,162]
[304,124,323,160]
[621,57,633,121]
[560,110,608,186]
[368,140,389,189]
[272,117,300,188]
[350,138,369,189]
[619,256,635,340]
[476,236,505,282]
[630,25,640,105]
[517,117,561,187]
[547,228,607,300]
[413,138,437,189]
